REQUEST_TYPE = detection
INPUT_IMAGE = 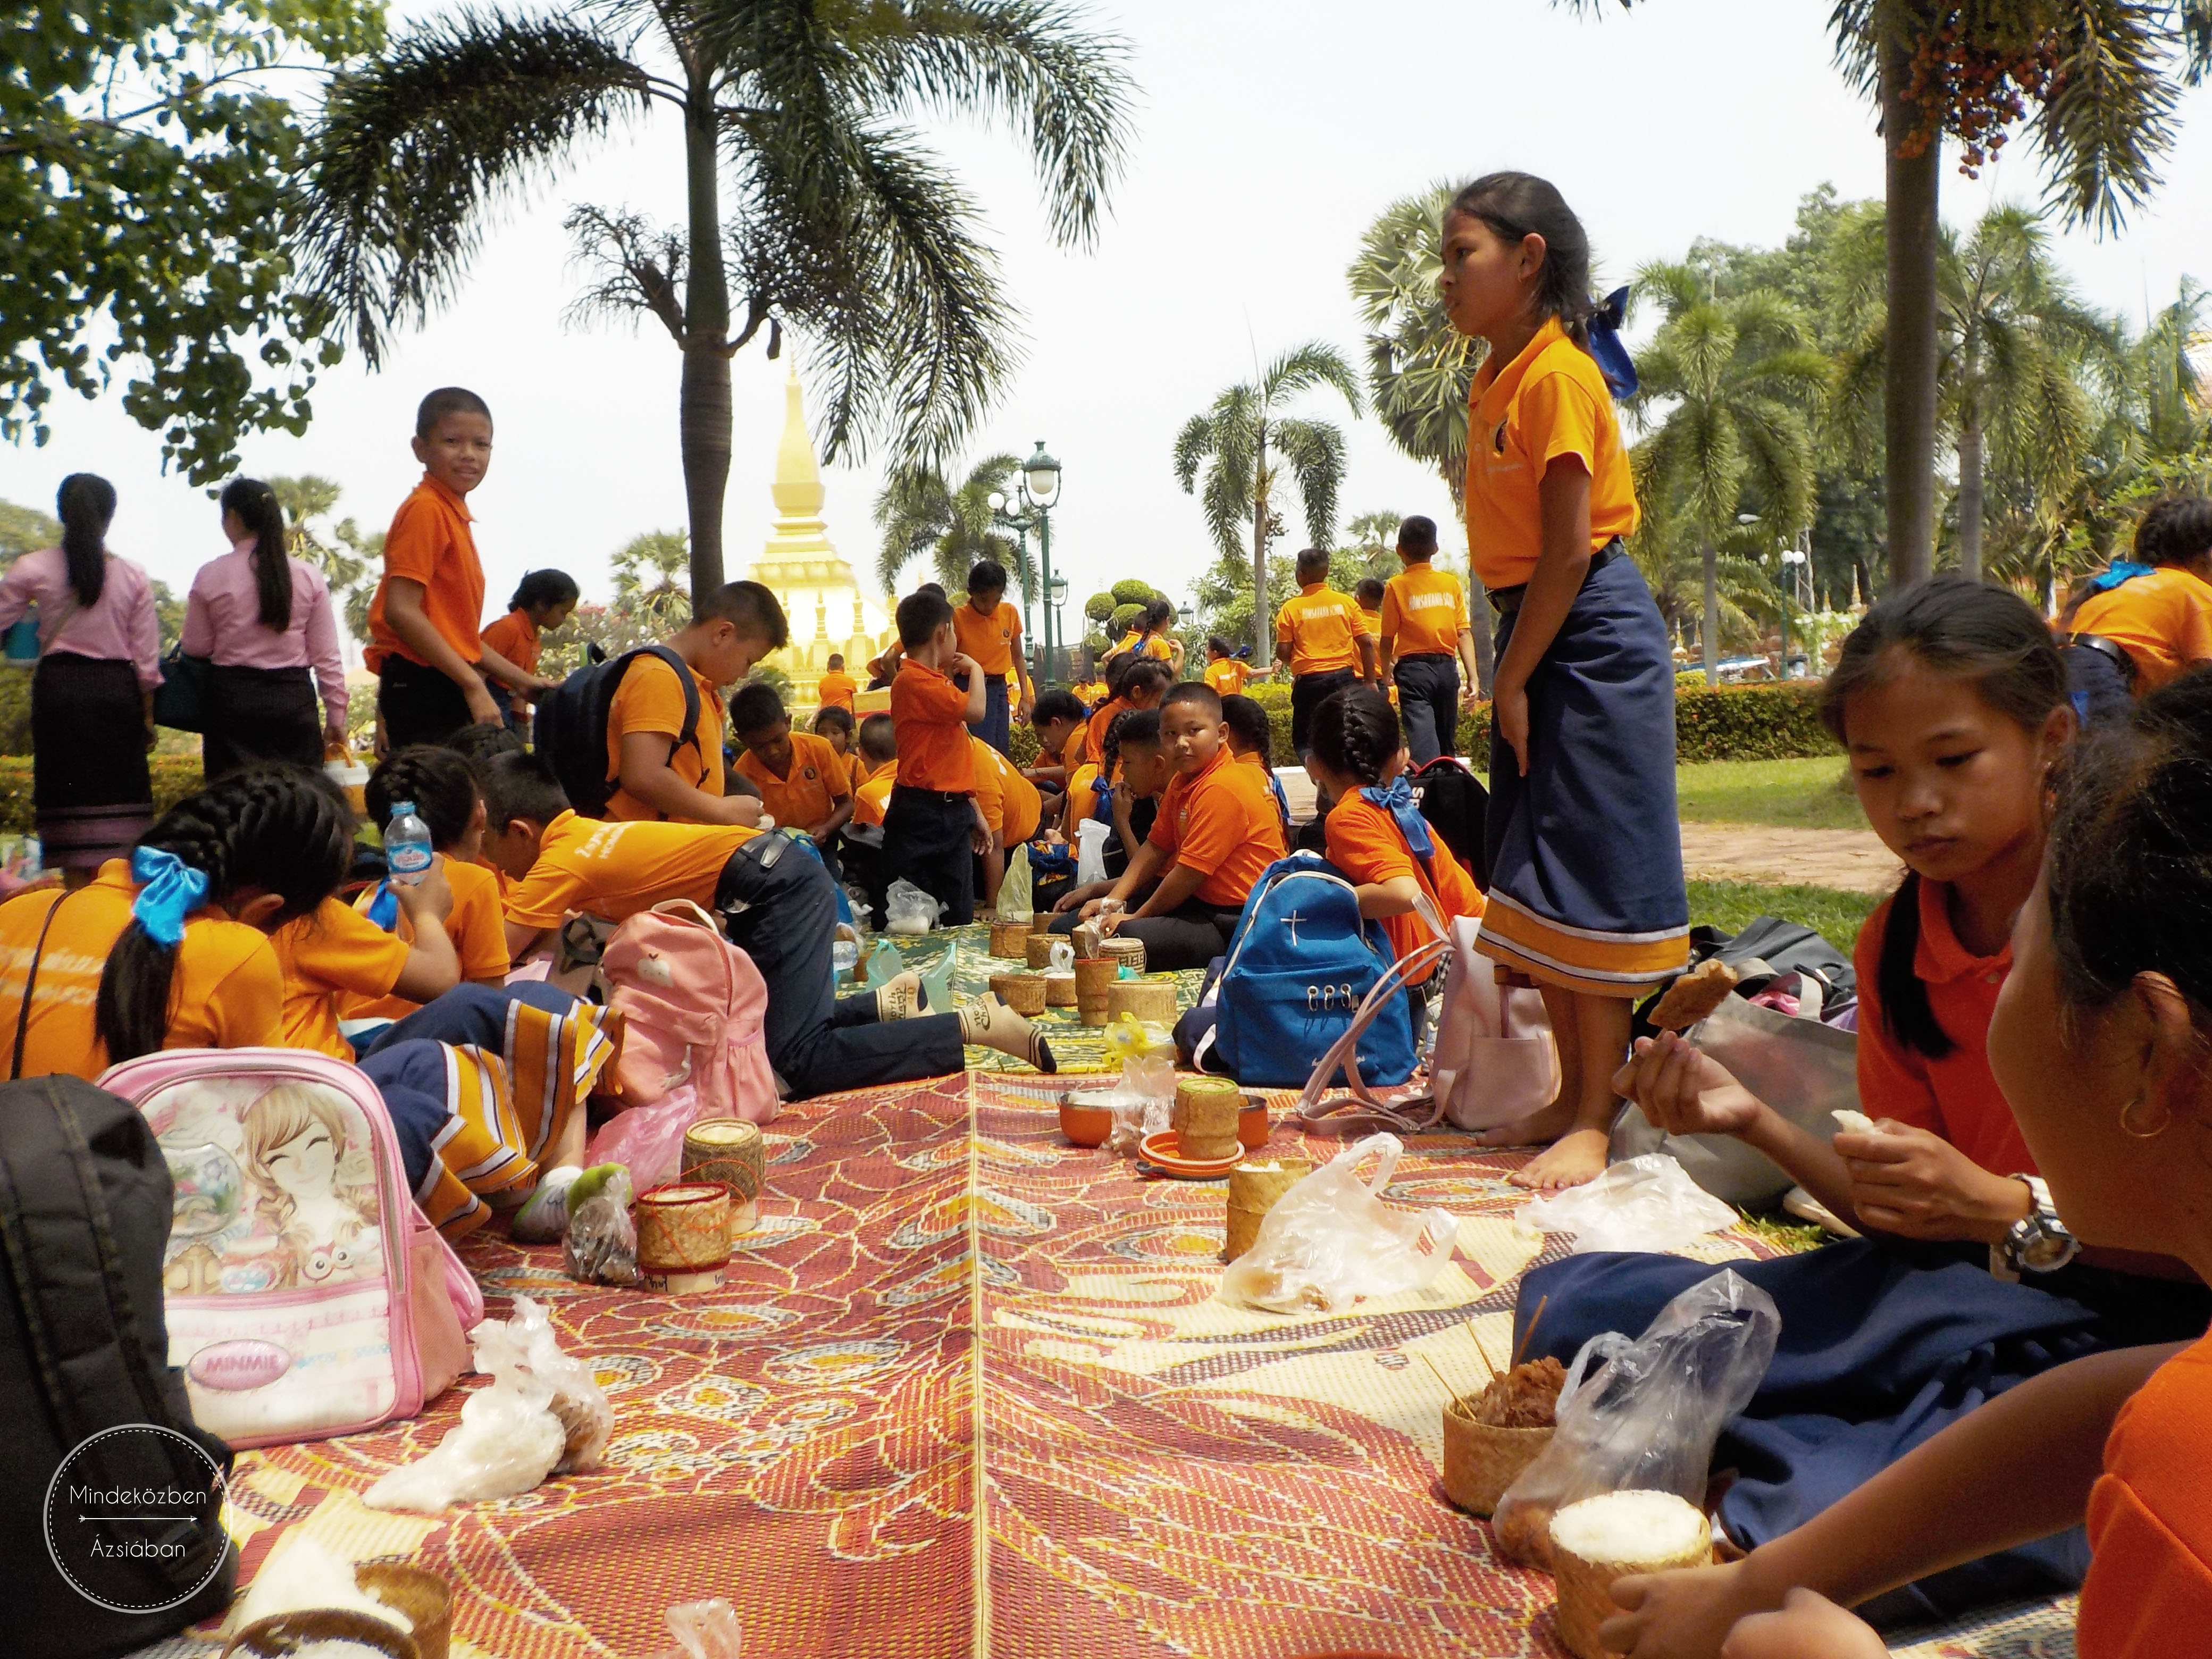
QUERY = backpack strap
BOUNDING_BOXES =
[1294,938,1452,1136]
[11,887,73,1081]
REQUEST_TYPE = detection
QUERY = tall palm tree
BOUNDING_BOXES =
[296,1,1134,607]
[1346,183,1493,686]
[613,530,694,631]
[1629,270,1830,682]
[1562,1,2211,589]
[269,474,382,643]
[873,454,1027,595]
[1172,343,1362,663]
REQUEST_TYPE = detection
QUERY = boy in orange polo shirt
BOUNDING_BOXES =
[1068,682,1286,970]
[604,581,785,825]
[1378,515,1479,763]
[1275,546,1378,759]
[367,387,558,747]
[952,560,1031,755]
[881,590,991,925]
[816,653,858,714]
[1021,688,1088,795]
[969,734,1043,909]
[731,683,853,873]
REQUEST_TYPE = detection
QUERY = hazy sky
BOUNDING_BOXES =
[7,0,2209,634]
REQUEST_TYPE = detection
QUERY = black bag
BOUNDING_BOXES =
[532,644,701,818]
[1407,756,1490,888]
[150,644,212,733]
[1632,915,1859,1041]
[0,1076,236,1657]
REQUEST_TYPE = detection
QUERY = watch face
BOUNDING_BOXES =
[2023,1229,2073,1271]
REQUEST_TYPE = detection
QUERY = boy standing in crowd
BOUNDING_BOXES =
[1274,546,1377,758]
[952,560,1031,755]
[883,590,990,924]
[1378,515,1479,764]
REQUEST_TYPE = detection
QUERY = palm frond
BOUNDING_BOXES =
[1259,341,1364,417]
[1272,417,1348,548]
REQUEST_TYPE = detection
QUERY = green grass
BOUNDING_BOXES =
[1687,879,1882,950]
[1675,756,1864,831]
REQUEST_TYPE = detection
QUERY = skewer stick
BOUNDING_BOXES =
[1465,1319,1501,1386]
[1416,1347,1465,1412]
[1511,1295,1549,1370]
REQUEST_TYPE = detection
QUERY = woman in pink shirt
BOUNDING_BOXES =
[0,474,161,881]
[182,478,348,777]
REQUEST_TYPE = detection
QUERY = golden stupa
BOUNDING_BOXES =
[749,364,896,706]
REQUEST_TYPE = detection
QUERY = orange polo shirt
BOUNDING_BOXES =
[604,652,726,823]
[346,857,510,1021]
[1067,761,1103,828]
[1085,697,1130,767]
[2067,566,2212,692]
[1276,584,1368,676]
[504,811,758,931]
[0,862,284,1078]
[272,896,414,1059]
[891,660,975,793]
[1382,564,1470,658]
[366,474,486,672]
[1464,316,1639,590]
[1853,876,2035,1178]
[1325,791,1484,961]
[969,738,1042,847]
[816,670,858,713]
[953,600,1023,682]
[479,607,539,717]
[732,730,849,833]
[1203,658,1250,698]
[1061,721,1090,777]
[1148,746,1287,909]
[2079,1334,2212,1658]
[852,772,893,829]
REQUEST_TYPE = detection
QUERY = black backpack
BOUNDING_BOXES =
[0,1076,236,1656]
[1407,756,1490,889]
[532,644,702,817]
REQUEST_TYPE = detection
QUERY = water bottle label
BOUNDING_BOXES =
[390,845,432,875]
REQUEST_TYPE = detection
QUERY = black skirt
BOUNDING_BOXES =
[203,663,321,778]
[32,653,153,869]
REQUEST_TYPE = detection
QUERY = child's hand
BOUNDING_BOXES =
[1493,678,1531,775]
[1719,1591,1885,1659]
[716,795,765,828]
[1611,1030,1766,1140]
[1600,1559,1773,1658]
[395,856,456,924]
[463,676,505,728]
[1836,1123,2034,1244]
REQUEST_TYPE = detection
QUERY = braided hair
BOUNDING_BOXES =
[1220,693,1273,769]
[367,745,479,852]
[1310,685,1401,786]
[96,767,355,1062]
[56,473,116,610]
[219,477,292,633]
[1101,707,1160,782]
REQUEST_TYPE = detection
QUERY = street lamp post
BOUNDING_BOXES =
[990,441,1063,686]
[1780,543,1809,679]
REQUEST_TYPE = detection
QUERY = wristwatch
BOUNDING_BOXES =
[1992,1175,2077,1280]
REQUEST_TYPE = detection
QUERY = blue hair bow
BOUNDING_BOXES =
[131,846,210,948]
[2088,560,2155,594]
[1360,777,1436,867]
[1586,286,1638,399]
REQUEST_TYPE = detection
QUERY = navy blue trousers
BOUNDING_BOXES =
[969,676,1012,754]
[1394,653,1460,765]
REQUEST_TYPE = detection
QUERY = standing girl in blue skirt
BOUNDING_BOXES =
[1442,172,1689,1189]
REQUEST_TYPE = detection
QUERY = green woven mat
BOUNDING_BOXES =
[861,921,1205,1074]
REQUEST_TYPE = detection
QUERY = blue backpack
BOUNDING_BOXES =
[1206,852,1418,1089]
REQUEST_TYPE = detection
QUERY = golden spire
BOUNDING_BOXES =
[770,360,825,521]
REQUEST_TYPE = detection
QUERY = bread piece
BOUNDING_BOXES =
[1649,959,1739,1031]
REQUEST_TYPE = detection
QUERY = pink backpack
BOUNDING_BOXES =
[98,1048,480,1448]
[598,899,778,1123]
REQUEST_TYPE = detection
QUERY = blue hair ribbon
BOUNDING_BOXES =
[364,879,399,932]
[1360,777,1436,869]
[1586,286,1638,399]
[2087,560,2155,594]
[130,847,210,948]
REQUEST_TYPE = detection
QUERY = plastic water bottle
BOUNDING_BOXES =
[386,799,434,887]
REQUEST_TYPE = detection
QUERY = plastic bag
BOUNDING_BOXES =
[1101,1011,1174,1063]
[862,938,906,989]
[1104,1051,1176,1154]
[885,879,943,935]
[998,844,1034,919]
[364,1308,567,1512]
[565,1167,641,1286]
[1219,1133,1457,1313]
[1491,1269,1782,1568]
[1075,819,1110,886]
[1516,1153,1739,1255]
[475,1294,613,1473]
[648,1599,743,1659]
[586,1083,709,1192]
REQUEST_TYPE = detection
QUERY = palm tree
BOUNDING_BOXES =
[873,454,1027,596]
[269,475,382,644]
[1172,343,1362,663]
[1346,183,1493,686]
[296,2,1134,608]
[1562,1,2211,589]
[613,530,694,632]
[1629,270,1830,682]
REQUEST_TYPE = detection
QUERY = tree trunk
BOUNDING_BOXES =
[1702,538,1719,685]
[1446,466,1495,694]
[1882,33,1941,592]
[1250,429,1271,666]
[680,94,733,608]
[1958,405,1984,582]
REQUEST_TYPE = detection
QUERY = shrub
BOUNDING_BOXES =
[1110,579,1157,607]
[1107,602,1144,637]
[0,667,30,755]
[1083,591,1116,624]
[0,755,208,834]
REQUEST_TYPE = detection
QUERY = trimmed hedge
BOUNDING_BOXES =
[0,755,207,835]
[1238,677,1835,770]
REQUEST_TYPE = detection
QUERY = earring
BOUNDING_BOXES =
[2121,1090,2174,1139]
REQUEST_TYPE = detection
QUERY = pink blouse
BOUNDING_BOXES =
[181,541,347,724]
[0,547,162,690]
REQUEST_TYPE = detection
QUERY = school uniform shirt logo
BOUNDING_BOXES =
[1492,416,1510,454]
[802,765,817,781]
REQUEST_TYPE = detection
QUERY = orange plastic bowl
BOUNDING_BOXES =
[1059,1093,1113,1148]
[1238,1097,1271,1151]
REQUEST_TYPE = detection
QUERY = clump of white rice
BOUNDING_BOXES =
[1832,1109,1875,1133]
[1549,1490,1708,1565]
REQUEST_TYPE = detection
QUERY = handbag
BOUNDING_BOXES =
[152,643,213,732]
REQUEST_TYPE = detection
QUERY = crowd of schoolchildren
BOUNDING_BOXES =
[10,170,2212,1658]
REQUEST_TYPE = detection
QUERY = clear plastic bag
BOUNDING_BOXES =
[586,1083,709,1192]
[885,879,943,935]
[1104,1051,1176,1154]
[648,1599,743,1659]
[1075,819,1110,885]
[475,1294,613,1473]
[1516,1153,1740,1255]
[1490,1269,1782,1568]
[1219,1133,1457,1313]
[998,844,1034,919]
[364,1308,568,1512]
[565,1167,641,1286]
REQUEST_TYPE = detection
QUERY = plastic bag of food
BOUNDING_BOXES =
[998,844,1034,919]
[364,1310,567,1512]
[1075,819,1110,886]
[1104,1051,1176,1154]
[1515,1153,1739,1255]
[884,879,943,935]
[586,1083,709,1192]
[473,1294,613,1473]
[1219,1133,1457,1313]
[564,1166,641,1286]
[647,1599,744,1659]
[1490,1269,1781,1568]
[1101,1012,1174,1062]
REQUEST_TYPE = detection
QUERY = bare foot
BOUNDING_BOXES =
[1471,1098,1579,1150]
[1509,1127,1611,1191]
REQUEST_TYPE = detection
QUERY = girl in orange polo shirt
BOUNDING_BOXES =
[1594,673,2212,1659]
[2056,493,2212,726]
[477,568,579,736]
[1522,581,2211,1634]
[1442,173,1686,1191]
